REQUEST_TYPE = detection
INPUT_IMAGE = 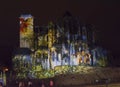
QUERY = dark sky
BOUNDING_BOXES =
[0,0,120,67]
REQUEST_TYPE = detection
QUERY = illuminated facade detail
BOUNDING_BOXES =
[20,14,34,48]
[13,14,108,79]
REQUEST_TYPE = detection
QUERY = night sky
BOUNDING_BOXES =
[0,0,120,68]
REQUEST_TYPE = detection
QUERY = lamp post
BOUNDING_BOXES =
[3,67,8,86]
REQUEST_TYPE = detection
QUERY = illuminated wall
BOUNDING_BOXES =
[12,14,108,79]
[20,14,34,48]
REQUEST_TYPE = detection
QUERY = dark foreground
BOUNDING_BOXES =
[5,83,120,87]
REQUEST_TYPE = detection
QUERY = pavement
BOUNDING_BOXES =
[56,83,120,87]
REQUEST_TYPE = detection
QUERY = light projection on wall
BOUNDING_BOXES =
[20,14,34,48]
[13,14,108,79]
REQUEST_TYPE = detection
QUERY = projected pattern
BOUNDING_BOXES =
[20,14,34,48]
[13,14,108,79]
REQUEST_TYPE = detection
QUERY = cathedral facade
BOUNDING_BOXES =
[12,14,107,79]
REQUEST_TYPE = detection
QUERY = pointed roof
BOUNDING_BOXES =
[63,11,72,18]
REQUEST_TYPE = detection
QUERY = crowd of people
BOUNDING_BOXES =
[18,79,54,87]
[6,79,54,87]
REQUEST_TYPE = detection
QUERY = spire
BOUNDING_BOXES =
[63,11,72,18]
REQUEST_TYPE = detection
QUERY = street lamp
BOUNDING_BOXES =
[3,67,8,86]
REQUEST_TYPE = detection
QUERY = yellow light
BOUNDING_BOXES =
[3,68,8,72]
[51,47,56,52]
[4,68,8,72]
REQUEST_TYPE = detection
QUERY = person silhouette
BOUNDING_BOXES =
[49,79,54,87]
